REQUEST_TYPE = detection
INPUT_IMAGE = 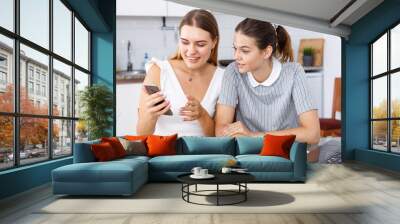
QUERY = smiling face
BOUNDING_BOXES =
[179,25,216,69]
[233,31,273,73]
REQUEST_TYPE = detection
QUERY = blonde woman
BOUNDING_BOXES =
[137,9,223,136]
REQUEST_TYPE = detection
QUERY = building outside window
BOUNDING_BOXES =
[41,73,46,83]
[0,54,7,67]
[28,66,34,80]
[0,54,7,89]
[28,81,34,94]
[35,70,40,81]
[42,85,46,97]
[0,71,6,84]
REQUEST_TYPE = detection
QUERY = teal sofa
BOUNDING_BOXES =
[52,137,307,196]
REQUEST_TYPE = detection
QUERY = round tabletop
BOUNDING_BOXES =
[177,172,255,185]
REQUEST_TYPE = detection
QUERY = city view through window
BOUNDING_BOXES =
[0,0,90,170]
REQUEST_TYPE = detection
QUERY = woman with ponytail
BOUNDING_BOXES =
[215,18,320,144]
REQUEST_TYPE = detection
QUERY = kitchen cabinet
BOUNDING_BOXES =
[117,0,194,17]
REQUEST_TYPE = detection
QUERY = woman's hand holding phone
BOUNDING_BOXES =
[180,95,206,121]
[142,85,172,119]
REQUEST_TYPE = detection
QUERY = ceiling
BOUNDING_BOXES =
[168,0,384,38]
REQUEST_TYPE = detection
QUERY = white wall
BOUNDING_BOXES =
[116,82,142,136]
[116,12,342,135]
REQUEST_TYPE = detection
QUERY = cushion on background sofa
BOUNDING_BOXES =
[146,134,178,157]
[91,142,118,161]
[148,154,235,172]
[124,135,148,142]
[101,137,127,158]
[118,138,147,156]
[236,154,293,172]
[260,134,296,159]
[178,136,235,155]
[236,137,264,155]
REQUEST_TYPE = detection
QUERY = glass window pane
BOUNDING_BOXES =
[0,35,14,113]
[75,18,89,70]
[20,117,49,165]
[20,44,49,115]
[74,69,89,118]
[53,59,72,117]
[372,77,387,119]
[372,121,388,151]
[20,0,49,49]
[391,24,400,70]
[75,120,88,143]
[53,119,72,158]
[53,0,72,60]
[0,0,14,31]
[0,116,14,170]
[391,72,400,118]
[391,120,400,153]
[372,33,387,76]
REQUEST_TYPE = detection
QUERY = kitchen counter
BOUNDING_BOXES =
[116,70,146,84]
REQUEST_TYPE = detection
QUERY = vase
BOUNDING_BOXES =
[303,55,314,67]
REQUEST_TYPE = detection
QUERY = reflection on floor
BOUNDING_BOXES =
[307,137,341,164]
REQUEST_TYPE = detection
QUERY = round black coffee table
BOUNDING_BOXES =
[177,173,255,206]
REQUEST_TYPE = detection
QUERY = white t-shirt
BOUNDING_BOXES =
[145,58,224,136]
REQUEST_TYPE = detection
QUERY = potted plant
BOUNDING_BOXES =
[79,84,113,140]
[302,47,315,67]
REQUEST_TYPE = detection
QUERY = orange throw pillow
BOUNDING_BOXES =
[146,134,177,157]
[260,134,296,159]
[91,142,117,161]
[101,137,127,158]
[124,135,148,142]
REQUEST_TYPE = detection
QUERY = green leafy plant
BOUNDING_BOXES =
[79,84,113,140]
[303,47,315,56]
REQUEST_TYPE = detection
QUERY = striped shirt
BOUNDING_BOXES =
[217,60,316,132]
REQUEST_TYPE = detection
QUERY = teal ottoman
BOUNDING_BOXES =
[52,156,148,196]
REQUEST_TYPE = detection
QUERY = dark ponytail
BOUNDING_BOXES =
[235,19,294,63]
[275,25,294,63]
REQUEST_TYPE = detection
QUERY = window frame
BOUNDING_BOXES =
[370,20,400,154]
[0,0,92,171]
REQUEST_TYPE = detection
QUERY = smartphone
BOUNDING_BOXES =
[144,85,173,115]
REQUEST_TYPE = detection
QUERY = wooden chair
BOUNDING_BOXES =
[319,77,341,137]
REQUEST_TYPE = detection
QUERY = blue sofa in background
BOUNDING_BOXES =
[52,137,307,196]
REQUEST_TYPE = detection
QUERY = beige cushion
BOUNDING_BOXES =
[118,137,147,156]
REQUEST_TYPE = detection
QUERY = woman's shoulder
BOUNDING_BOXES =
[280,61,306,80]
[223,62,242,77]
[145,57,169,73]
[281,61,303,72]
[168,59,182,68]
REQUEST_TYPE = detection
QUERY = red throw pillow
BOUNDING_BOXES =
[91,142,117,161]
[146,134,177,157]
[101,137,127,158]
[260,134,296,159]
